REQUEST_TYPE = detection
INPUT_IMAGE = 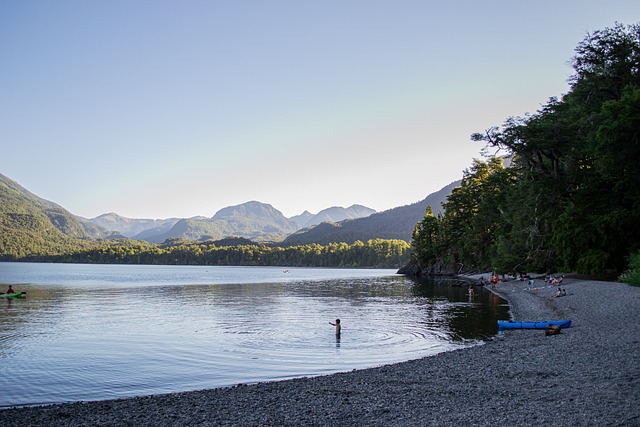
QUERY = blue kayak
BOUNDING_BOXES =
[498,320,571,330]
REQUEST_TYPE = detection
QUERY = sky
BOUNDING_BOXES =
[1,1,639,220]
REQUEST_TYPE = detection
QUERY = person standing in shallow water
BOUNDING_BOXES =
[329,319,341,336]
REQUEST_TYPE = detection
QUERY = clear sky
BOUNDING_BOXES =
[2,1,638,219]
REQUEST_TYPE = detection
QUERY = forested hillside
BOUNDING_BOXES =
[407,23,640,277]
[0,174,108,259]
[283,181,458,246]
[293,205,376,228]
[0,174,409,267]
[86,213,180,238]
[142,201,299,243]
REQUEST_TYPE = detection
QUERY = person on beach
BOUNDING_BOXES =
[6,285,15,294]
[329,319,341,336]
[468,286,475,297]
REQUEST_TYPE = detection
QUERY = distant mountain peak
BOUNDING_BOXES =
[288,205,376,230]
[94,212,124,221]
[212,201,283,220]
[87,213,180,238]
[301,205,376,228]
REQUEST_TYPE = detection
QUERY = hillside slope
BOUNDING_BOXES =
[0,173,107,259]
[85,213,180,238]
[143,201,299,243]
[296,205,376,228]
[282,181,460,246]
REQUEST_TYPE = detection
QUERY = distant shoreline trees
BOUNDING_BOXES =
[12,238,410,269]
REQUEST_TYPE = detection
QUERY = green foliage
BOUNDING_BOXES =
[411,206,441,265]
[50,239,410,269]
[0,173,111,261]
[441,158,514,271]
[0,212,94,260]
[411,23,640,276]
[619,251,640,286]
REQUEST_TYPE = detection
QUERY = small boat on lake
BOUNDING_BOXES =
[498,319,571,330]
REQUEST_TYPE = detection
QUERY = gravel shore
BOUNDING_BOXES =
[2,276,639,426]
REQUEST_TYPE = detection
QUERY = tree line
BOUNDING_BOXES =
[410,23,640,279]
[30,238,410,269]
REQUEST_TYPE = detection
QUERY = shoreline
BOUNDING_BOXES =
[1,276,639,426]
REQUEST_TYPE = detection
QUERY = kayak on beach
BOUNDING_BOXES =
[498,319,571,330]
[1,292,26,299]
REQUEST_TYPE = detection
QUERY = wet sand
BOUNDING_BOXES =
[1,275,639,426]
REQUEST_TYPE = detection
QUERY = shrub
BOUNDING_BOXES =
[619,251,640,286]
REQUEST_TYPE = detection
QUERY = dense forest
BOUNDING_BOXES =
[24,238,410,269]
[409,23,640,279]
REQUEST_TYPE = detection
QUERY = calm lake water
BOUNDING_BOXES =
[0,263,508,408]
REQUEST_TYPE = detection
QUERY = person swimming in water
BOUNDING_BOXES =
[329,319,341,336]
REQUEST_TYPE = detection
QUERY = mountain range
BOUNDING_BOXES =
[281,181,457,245]
[0,172,460,253]
[83,203,377,243]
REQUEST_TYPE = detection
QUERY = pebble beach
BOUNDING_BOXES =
[1,275,639,426]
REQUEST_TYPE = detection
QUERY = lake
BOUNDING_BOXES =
[0,263,508,408]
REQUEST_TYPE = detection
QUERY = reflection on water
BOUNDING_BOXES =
[0,263,508,407]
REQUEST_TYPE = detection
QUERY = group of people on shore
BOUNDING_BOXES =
[477,274,501,288]
[476,272,571,303]
[522,275,568,298]
[548,275,565,286]
[469,274,502,297]
[546,275,567,298]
